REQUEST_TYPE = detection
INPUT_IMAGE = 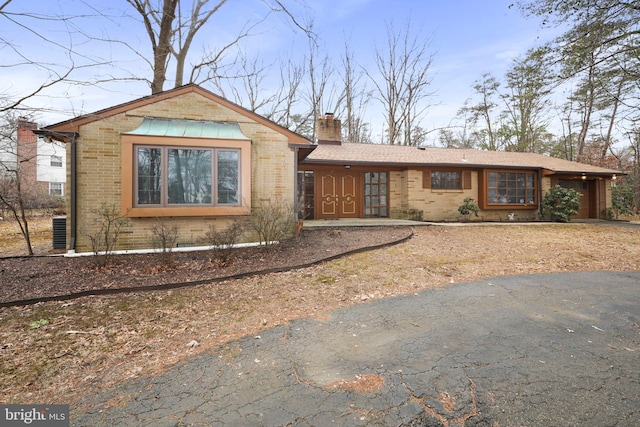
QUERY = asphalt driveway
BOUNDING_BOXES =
[77,271,640,426]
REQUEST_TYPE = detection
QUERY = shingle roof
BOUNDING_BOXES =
[303,143,620,175]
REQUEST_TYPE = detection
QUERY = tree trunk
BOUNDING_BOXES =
[602,78,623,159]
[151,0,178,94]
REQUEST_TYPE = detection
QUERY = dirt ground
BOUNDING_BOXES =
[1,217,639,410]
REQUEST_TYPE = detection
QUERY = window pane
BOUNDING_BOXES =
[137,147,162,205]
[364,171,388,218]
[168,149,212,204]
[488,172,497,184]
[50,156,63,167]
[486,171,536,205]
[49,182,63,196]
[217,150,239,204]
[432,171,461,190]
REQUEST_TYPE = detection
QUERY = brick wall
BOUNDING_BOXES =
[390,169,540,221]
[316,114,342,143]
[72,91,296,252]
[16,118,48,196]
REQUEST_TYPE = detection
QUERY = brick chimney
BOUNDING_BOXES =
[316,113,342,145]
[16,117,41,194]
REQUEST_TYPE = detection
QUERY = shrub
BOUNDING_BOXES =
[201,220,245,264]
[250,200,296,247]
[458,198,480,220]
[611,177,635,219]
[82,203,129,266]
[542,185,581,222]
[150,218,178,266]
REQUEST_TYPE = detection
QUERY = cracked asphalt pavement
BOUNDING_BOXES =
[77,271,640,426]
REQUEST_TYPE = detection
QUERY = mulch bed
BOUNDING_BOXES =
[0,226,413,307]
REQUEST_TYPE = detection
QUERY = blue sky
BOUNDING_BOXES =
[2,0,556,140]
[306,0,554,134]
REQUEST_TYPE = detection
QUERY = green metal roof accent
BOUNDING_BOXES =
[124,117,249,139]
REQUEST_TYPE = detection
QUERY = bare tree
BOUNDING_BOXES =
[211,50,308,135]
[126,0,179,94]
[340,41,373,143]
[126,0,313,94]
[441,103,479,149]
[265,58,306,132]
[368,19,434,145]
[216,51,275,112]
[299,27,344,141]
[0,2,99,112]
[0,112,36,255]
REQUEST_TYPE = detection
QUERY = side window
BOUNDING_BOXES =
[50,155,63,167]
[424,170,471,190]
[432,171,461,190]
[217,150,239,204]
[49,182,63,196]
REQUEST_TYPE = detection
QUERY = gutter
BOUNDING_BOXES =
[32,129,79,252]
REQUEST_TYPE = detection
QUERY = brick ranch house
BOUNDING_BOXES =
[37,84,311,253]
[36,84,620,252]
[300,115,621,222]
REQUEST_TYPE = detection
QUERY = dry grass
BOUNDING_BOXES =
[0,216,58,257]
[1,218,639,410]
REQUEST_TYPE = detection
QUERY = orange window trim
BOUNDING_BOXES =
[121,134,251,217]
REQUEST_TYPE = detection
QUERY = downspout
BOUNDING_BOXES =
[33,129,78,252]
[294,146,299,222]
[69,133,77,252]
[538,168,544,220]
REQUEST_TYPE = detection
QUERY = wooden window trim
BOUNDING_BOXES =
[423,168,472,191]
[479,169,538,210]
[121,134,251,217]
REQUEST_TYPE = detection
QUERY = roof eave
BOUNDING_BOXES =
[32,129,79,143]
[42,84,313,145]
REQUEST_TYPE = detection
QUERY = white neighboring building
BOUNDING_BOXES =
[0,118,66,199]
[35,136,66,196]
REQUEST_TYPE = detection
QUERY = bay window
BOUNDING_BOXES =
[135,145,239,207]
[485,170,536,206]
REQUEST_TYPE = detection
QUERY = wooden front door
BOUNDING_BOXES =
[317,170,359,218]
